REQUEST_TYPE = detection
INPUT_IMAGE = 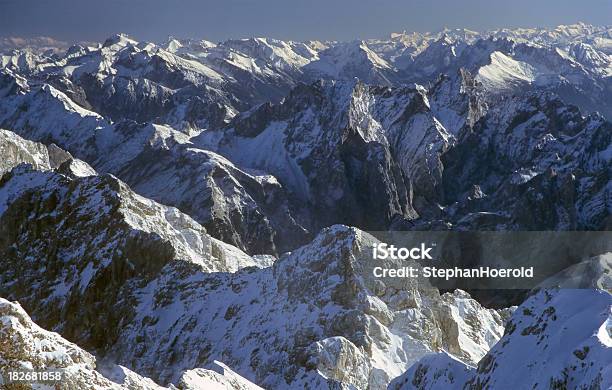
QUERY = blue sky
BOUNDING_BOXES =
[1,0,611,43]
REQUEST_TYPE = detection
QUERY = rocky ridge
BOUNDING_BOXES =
[390,288,611,390]
[0,298,263,389]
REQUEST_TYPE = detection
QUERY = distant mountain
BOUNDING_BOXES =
[0,36,76,54]
[2,23,611,126]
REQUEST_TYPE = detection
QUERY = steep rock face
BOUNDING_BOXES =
[3,24,612,127]
[0,68,29,98]
[0,128,52,174]
[1,34,312,133]
[0,84,110,160]
[110,140,307,255]
[121,226,502,388]
[0,298,165,389]
[0,127,89,179]
[176,36,318,106]
[1,29,610,249]
[198,77,610,233]
[378,85,453,211]
[467,289,611,390]
[403,35,469,80]
[402,34,612,119]
[0,49,49,75]
[4,215,504,389]
[0,160,507,390]
[391,289,612,390]
[0,298,262,390]
[197,81,411,231]
[0,164,263,352]
[0,24,609,390]
[196,80,455,231]
[0,86,303,254]
[427,69,488,136]
[568,42,612,76]
[440,93,611,230]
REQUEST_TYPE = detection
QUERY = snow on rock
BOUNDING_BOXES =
[0,298,166,389]
[392,288,612,390]
[0,297,262,389]
[1,26,611,252]
[2,23,612,124]
[63,225,503,389]
[0,82,304,254]
[217,37,318,73]
[427,69,487,136]
[0,84,108,158]
[470,288,612,389]
[57,157,98,177]
[177,361,264,390]
[0,168,507,390]
[0,24,611,390]
[0,128,52,174]
[440,92,611,230]
[196,80,454,232]
[106,134,308,255]
[0,163,267,354]
[388,352,473,390]
[0,127,97,179]
[4,34,239,131]
[476,51,537,90]
[538,253,612,291]
[304,41,396,85]
[567,42,612,77]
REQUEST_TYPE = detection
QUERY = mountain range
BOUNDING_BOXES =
[0,23,610,389]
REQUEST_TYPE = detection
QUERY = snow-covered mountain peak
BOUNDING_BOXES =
[221,37,319,68]
[391,288,612,390]
[408,35,468,77]
[476,51,538,90]
[567,41,612,75]
[102,33,139,49]
[304,40,395,85]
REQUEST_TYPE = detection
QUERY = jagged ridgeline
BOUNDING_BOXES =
[0,23,611,390]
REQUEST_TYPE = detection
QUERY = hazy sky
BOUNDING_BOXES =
[1,0,611,43]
